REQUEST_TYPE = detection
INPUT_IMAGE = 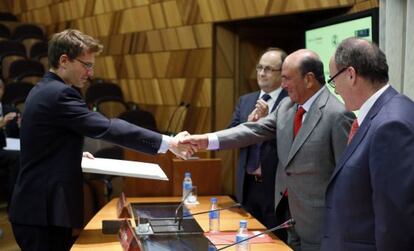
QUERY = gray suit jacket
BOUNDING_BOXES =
[216,87,354,250]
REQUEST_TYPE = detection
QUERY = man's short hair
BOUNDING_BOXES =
[335,37,389,84]
[48,29,103,69]
[299,55,326,85]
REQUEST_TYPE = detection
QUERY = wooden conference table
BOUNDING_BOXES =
[71,196,292,251]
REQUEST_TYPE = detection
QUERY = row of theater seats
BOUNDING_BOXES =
[0,18,47,85]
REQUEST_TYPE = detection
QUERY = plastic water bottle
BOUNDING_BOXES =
[182,172,192,202]
[235,220,250,251]
[209,197,220,232]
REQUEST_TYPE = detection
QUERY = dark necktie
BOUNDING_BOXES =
[293,106,306,137]
[347,119,359,144]
[245,93,271,173]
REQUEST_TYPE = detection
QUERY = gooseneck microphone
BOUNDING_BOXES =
[182,203,241,218]
[174,190,193,230]
[216,218,296,250]
[172,103,190,133]
[165,102,185,135]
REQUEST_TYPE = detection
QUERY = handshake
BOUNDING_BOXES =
[167,131,209,160]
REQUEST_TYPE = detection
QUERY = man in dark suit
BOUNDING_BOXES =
[8,29,191,251]
[0,78,20,204]
[228,48,288,233]
[322,38,414,251]
[181,49,354,251]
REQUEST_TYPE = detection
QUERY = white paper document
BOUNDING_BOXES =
[81,157,168,181]
[3,138,20,151]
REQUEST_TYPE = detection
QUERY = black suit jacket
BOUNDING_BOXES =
[9,72,163,228]
[229,89,287,204]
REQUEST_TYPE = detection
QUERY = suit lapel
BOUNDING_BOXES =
[242,92,260,121]
[286,88,328,166]
[329,86,398,182]
[272,89,288,112]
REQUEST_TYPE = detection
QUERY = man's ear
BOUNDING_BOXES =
[305,72,315,88]
[348,67,357,85]
[59,54,69,69]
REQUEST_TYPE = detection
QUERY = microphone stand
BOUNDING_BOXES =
[174,190,192,230]
[172,103,190,133]
[216,218,296,250]
[182,203,241,218]
[165,102,185,135]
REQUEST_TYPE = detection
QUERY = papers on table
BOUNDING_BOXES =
[3,138,20,151]
[81,157,168,181]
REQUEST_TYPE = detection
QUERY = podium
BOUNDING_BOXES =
[122,150,223,197]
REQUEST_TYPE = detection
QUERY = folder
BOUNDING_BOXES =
[82,157,168,181]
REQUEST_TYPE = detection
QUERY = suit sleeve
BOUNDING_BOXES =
[55,87,162,155]
[217,106,277,150]
[370,120,414,250]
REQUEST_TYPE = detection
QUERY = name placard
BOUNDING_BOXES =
[117,192,132,218]
[118,219,142,251]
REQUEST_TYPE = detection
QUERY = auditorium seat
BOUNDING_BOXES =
[8,59,44,84]
[0,12,18,22]
[0,40,26,80]
[118,109,159,132]
[2,81,34,112]
[0,23,11,40]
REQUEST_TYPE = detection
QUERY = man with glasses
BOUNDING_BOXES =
[322,38,414,251]
[180,49,354,251]
[8,29,192,251]
[228,48,288,238]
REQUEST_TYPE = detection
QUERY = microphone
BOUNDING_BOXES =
[172,103,190,133]
[216,218,296,250]
[174,189,193,230]
[165,102,185,135]
[182,203,241,218]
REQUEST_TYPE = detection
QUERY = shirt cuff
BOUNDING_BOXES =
[158,135,172,153]
[207,133,219,150]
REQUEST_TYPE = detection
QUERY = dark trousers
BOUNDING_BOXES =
[243,174,277,228]
[0,149,19,204]
[12,223,73,251]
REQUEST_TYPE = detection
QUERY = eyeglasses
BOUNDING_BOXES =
[74,58,94,70]
[256,64,281,74]
[327,67,348,88]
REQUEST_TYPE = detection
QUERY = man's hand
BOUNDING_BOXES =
[169,131,195,160]
[0,112,17,128]
[82,152,95,159]
[247,100,269,122]
[179,134,209,151]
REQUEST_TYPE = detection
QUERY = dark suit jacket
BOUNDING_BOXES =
[2,103,20,138]
[228,90,287,204]
[322,86,414,251]
[9,72,163,228]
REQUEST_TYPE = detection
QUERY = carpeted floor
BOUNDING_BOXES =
[0,203,19,251]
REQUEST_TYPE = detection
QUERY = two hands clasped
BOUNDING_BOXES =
[168,131,209,160]
[168,100,269,160]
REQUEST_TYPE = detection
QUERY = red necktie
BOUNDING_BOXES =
[294,106,306,137]
[347,120,359,144]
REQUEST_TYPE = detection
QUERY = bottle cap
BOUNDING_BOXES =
[211,197,217,203]
[239,220,247,228]
[185,172,191,177]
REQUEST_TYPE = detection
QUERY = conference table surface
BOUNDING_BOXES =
[71,196,292,251]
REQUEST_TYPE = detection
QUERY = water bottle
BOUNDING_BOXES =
[182,172,192,202]
[235,220,250,251]
[209,197,220,232]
